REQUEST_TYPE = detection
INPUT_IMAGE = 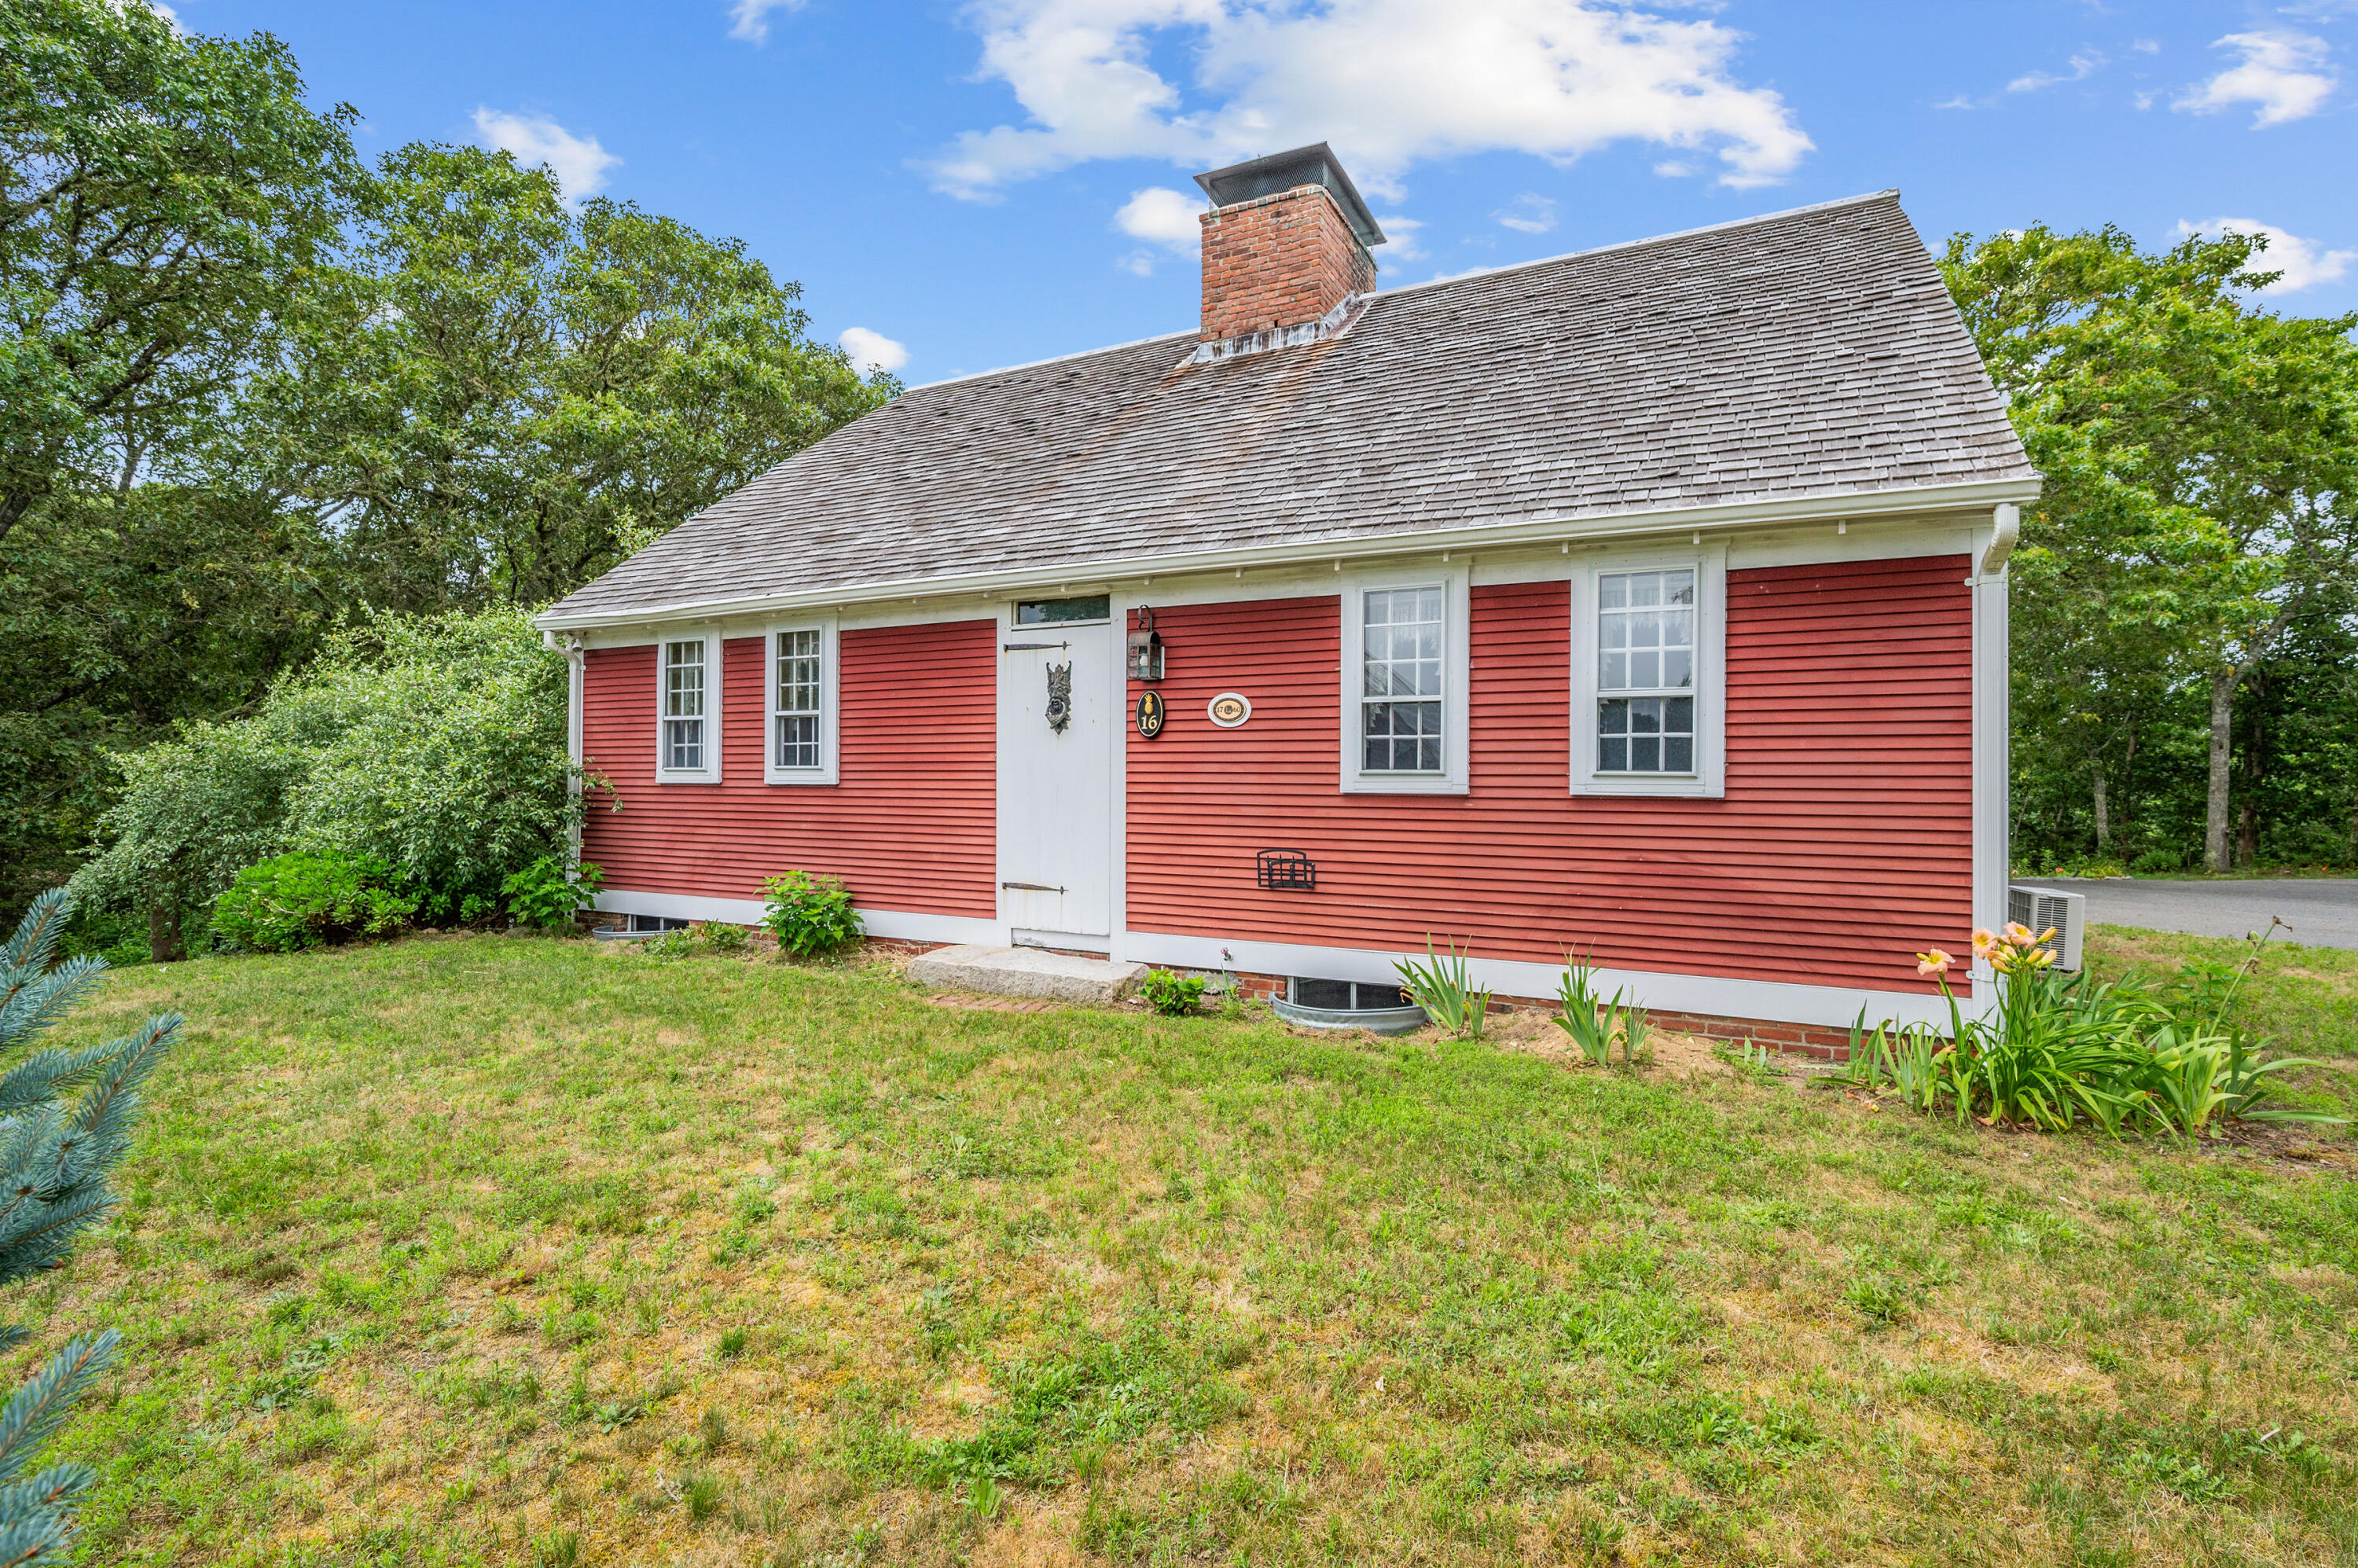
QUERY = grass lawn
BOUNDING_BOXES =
[30,931,2358,1566]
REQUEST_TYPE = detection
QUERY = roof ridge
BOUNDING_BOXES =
[902,189,1904,396]
[902,326,1197,394]
[1372,189,1907,303]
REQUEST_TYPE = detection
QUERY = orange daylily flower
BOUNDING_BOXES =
[1971,927,2000,961]
[1916,949,1954,977]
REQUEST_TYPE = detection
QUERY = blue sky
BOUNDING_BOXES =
[174,1,2355,384]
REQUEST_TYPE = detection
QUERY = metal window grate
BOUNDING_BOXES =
[1256,850,1317,891]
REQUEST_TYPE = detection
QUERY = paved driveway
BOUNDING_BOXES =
[2035,877,2358,950]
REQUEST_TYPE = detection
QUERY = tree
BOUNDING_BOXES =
[0,0,358,544]
[0,0,356,920]
[1944,225,2358,872]
[244,143,894,612]
[0,888,178,1559]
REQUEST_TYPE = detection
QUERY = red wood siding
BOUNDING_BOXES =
[580,620,997,916]
[1124,556,1974,992]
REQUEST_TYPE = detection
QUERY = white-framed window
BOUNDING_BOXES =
[655,633,722,783]
[1570,547,1726,797]
[1339,571,1469,794]
[764,619,839,785]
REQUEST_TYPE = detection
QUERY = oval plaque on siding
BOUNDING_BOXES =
[1207,692,1251,729]
[1135,690,1166,738]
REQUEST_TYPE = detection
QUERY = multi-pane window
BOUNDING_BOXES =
[774,630,823,770]
[1361,586,1445,773]
[662,638,706,772]
[1596,569,1695,774]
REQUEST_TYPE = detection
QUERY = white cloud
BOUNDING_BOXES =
[472,109,619,204]
[1494,193,1556,233]
[2173,31,2336,126]
[839,326,909,374]
[1113,185,1207,248]
[2174,217,2355,293]
[2131,39,2159,55]
[1377,213,1426,260]
[1932,95,1976,110]
[2007,50,2103,93]
[729,0,803,44]
[924,0,1813,202]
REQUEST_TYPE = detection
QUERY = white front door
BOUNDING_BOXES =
[996,602,1115,942]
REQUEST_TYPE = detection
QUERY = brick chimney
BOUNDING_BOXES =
[1194,143,1384,357]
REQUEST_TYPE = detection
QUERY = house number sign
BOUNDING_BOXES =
[1135,690,1166,739]
[1207,692,1251,728]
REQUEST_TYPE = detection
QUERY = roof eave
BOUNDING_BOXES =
[534,475,2041,634]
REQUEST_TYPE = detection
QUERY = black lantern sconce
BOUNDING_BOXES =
[1127,606,1166,682]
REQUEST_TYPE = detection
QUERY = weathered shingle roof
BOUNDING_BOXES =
[545,190,2033,623]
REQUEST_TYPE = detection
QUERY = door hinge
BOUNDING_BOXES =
[1001,641,1070,652]
[1001,881,1066,893]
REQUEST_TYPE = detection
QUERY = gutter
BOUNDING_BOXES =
[533,476,2043,633]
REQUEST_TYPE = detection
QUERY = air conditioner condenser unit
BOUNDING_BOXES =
[2007,884,2087,971]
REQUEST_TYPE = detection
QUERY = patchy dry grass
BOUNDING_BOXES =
[2086,923,2358,1059]
[25,933,2358,1566]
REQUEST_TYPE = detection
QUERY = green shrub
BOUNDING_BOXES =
[213,851,419,952]
[758,871,864,957]
[501,857,603,931]
[76,608,599,925]
[1140,969,1207,1017]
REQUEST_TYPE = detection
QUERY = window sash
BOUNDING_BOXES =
[662,639,706,772]
[1595,569,1696,776]
[774,628,823,771]
[1360,586,1445,774]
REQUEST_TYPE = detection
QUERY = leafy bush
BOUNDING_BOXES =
[758,872,864,957]
[501,857,603,931]
[214,851,419,952]
[1397,938,1490,1038]
[1140,969,1206,1016]
[1840,924,2344,1136]
[75,608,599,927]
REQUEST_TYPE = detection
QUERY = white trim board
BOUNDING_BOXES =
[1125,929,1989,1032]
[592,890,1001,948]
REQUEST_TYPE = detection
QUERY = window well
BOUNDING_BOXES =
[1272,976,1427,1034]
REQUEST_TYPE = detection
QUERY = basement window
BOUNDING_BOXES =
[1289,977,1409,1011]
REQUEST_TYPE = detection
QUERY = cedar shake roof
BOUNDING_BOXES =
[544,191,2034,623]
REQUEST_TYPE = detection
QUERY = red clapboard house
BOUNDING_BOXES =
[535,145,2038,1041]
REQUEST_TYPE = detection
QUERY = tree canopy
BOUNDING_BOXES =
[1944,224,2358,872]
[1,0,892,930]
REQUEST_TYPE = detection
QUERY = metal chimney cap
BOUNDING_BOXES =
[1193,142,1387,249]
